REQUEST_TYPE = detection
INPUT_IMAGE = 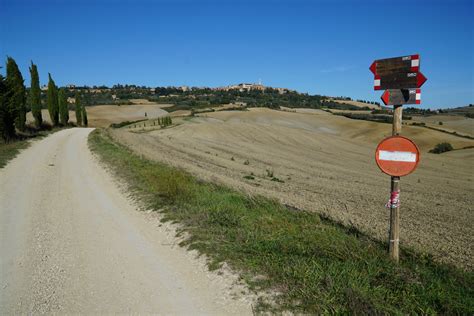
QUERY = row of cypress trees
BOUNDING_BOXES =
[158,116,172,127]
[0,57,88,143]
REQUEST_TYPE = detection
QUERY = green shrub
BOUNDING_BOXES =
[429,142,453,154]
[110,119,145,128]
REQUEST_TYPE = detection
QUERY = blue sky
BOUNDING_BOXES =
[1,0,473,109]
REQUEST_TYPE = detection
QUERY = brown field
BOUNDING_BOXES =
[110,108,474,269]
[411,114,474,137]
[328,99,380,109]
[26,104,169,127]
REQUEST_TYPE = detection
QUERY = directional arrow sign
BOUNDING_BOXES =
[381,89,421,106]
[374,72,427,90]
[370,54,419,77]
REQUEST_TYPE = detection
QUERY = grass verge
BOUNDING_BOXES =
[89,128,473,314]
[0,127,65,169]
[0,140,31,169]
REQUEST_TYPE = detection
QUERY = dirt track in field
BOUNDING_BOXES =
[111,108,474,270]
[0,128,254,314]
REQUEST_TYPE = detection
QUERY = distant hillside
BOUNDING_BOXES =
[49,85,375,112]
[442,105,474,115]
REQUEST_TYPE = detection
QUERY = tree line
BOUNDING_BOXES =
[0,57,88,143]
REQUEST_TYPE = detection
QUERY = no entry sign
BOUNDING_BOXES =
[375,136,420,176]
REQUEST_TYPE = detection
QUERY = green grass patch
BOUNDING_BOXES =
[0,127,66,169]
[271,177,285,183]
[0,139,30,168]
[89,129,474,314]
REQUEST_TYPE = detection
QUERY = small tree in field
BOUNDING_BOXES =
[58,88,69,125]
[82,104,88,127]
[0,74,16,142]
[6,57,26,131]
[29,62,42,128]
[429,142,453,154]
[75,93,82,126]
[47,73,59,126]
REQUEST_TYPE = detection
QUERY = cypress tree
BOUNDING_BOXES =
[82,104,88,127]
[6,57,26,131]
[75,93,82,126]
[47,73,59,126]
[29,62,42,128]
[0,74,16,142]
[58,88,69,125]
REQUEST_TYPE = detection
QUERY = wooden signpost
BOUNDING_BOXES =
[370,54,427,263]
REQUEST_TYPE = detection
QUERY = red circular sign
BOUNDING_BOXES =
[375,136,420,176]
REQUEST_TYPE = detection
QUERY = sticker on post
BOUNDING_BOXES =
[385,190,400,209]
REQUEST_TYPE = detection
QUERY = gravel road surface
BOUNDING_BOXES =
[0,128,252,314]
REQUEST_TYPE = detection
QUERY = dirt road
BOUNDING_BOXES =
[0,128,252,314]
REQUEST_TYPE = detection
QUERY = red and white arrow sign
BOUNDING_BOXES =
[381,89,421,105]
[374,72,427,90]
[415,72,427,88]
[370,54,420,76]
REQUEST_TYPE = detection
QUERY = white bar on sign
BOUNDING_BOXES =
[416,93,421,100]
[379,150,417,162]
[411,59,419,67]
[374,79,380,86]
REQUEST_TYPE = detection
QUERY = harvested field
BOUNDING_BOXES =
[110,108,474,270]
[26,104,169,127]
[411,114,474,137]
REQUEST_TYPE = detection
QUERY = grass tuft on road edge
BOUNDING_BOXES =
[0,127,67,169]
[0,140,31,169]
[89,128,473,314]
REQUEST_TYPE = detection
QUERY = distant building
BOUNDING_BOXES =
[215,82,265,92]
[276,87,293,94]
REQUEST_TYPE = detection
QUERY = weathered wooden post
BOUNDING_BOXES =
[370,54,427,262]
[389,105,402,262]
